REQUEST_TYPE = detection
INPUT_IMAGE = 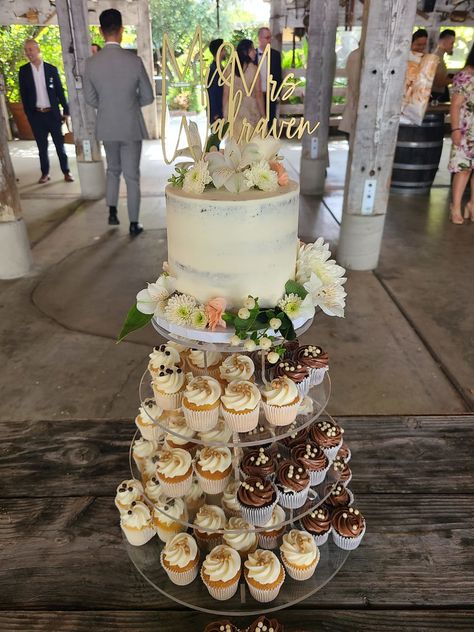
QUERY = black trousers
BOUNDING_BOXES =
[29,110,69,176]
[262,92,277,131]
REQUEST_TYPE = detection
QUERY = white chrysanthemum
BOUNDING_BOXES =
[182,160,212,194]
[244,160,279,192]
[303,273,347,318]
[277,293,315,322]
[296,239,345,286]
[136,274,177,315]
[164,294,197,326]
[190,306,208,330]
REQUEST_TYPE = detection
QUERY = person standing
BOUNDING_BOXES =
[255,27,282,129]
[84,8,154,235]
[431,29,456,102]
[207,38,224,126]
[410,29,428,55]
[19,39,74,184]
[338,46,361,137]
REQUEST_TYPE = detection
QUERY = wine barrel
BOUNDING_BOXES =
[391,112,445,195]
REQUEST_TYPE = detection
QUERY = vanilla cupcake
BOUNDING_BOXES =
[144,475,164,503]
[134,398,164,442]
[187,349,222,379]
[161,532,200,585]
[221,380,261,432]
[152,495,188,542]
[155,447,193,497]
[219,354,255,383]
[244,549,285,603]
[198,418,233,445]
[195,446,233,495]
[164,410,197,453]
[184,478,206,520]
[201,544,242,600]
[194,504,226,551]
[221,480,242,518]
[115,479,144,514]
[261,377,300,426]
[182,376,222,431]
[148,344,182,377]
[258,505,287,550]
[120,500,155,546]
[152,366,186,410]
[132,437,160,482]
[223,517,258,559]
[280,528,320,580]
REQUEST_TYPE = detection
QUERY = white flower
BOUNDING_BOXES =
[240,136,282,165]
[296,238,346,286]
[269,317,281,330]
[183,160,212,194]
[205,139,251,193]
[303,273,346,318]
[190,306,209,329]
[259,337,272,350]
[230,334,241,346]
[238,307,250,320]
[267,351,280,364]
[244,160,279,192]
[164,294,197,326]
[243,339,257,352]
[243,296,256,310]
[277,293,315,322]
[136,274,177,315]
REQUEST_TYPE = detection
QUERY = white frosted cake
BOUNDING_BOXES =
[166,182,299,309]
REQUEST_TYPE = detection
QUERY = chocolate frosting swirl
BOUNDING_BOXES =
[333,456,352,482]
[296,345,329,368]
[292,442,328,471]
[241,449,276,478]
[276,459,310,493]
[325,483,352,508]
[278,426,309,451]
[274,360,309,383]
[310,419,343,449]
[237,476,276,508]
[300,505,331,535]
[332,506,365,537]
[337,443,351,462]
[204,621,240,632]
[283,340,299,359]
[248,615,285,632]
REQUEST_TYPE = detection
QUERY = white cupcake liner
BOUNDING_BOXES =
[200,569,240,600]
[238,497,278,527]
[309,366,328,387]
[278,485,309,510]
[221,406,260,433]
[332,524,366,550]
[281,554,318,581]
[135,418,164,442]
[295,376,312,399]
[154,521,185,543]
[258,532,283,550]
[321,439,343,462]
[195,469,231,495]
[298,522,332,547]
[246,570,285,603]
[121,524,155,546]
[262,399,300,427]
[309,465,330,487]
[160,552,199,586]
[152,388,184,411]
[183,403,220,431]
[157,471,193,498]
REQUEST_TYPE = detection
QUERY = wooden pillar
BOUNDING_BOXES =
[55,0,106,199]
[337,0,417,270]
[299,0,338,195]
[0,74,12,141]
[137,0,158,139]
[270,0,283,52]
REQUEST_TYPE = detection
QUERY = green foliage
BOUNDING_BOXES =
[284,280,308,300]
[167,84,202,112]
[168,166,187,187]
[282,47,306,70]
[117,304,153,342]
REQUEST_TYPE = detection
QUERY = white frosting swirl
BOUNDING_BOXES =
[244,549,282,585]
[280,529,318,567]
[194,504,226,531]
[152,367,185,394]
[261,505,286,531]
[262,376,299,407]
[184,479,205,504]
[115,479,144,508]
[198,418,232,444]
[153,496,187,525]
[188,349,222,369]
[197,446,232,473]
[224,517,257,551]
[120,501,152,529]
[149,345,181,370]
[202,545,241,582]
[221,380,261,412]
[184,376,222,406]
[157,448,192,479]
[219,354,255,382]
[133,437,159,460]
[165,413,196,446]
[144,477,163,503]
[137,398,163,424]
[163,532,198,568]
[221,480,241,513]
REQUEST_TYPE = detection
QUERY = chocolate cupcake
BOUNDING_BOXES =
[283,339,300,360]
[277,424,309,457]
[337,443,352,463]
[248,615,284,632]
[295,344,329,386]
[331,506,366,550]
[292,442,330,486]
[299,504,332,546]
[324,483,354,509]
[241,448,276,480]
[237,476,278,526]
[310,419,344,460]
[276,459,310,509]
[333,456,352,486]
[274,360,311,398]
[204,621,240,632]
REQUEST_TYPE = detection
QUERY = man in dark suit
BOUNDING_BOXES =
[207,38,224,126]
[256,27,282,130]
[19,39,74,184]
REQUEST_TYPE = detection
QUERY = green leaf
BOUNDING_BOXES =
[205,122,229,152]
[222,312,235,325]
[117,304,153,342]
[278,313,297,341]
[284,279,308,300]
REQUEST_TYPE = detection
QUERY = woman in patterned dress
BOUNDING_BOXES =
[448,46,474,224]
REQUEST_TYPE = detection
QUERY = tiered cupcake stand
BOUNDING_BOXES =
[123,326,354,617]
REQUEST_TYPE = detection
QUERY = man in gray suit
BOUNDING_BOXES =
[84,8,154,235]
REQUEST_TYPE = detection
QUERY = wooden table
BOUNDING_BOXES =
[1,415,474,631]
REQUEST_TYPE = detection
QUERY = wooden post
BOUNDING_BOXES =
[337,0,417,270]
[0,74,12,142]
[55,0,106,199]
[299,0,338,195]
[270,0,283,52]
[136,0,158,139]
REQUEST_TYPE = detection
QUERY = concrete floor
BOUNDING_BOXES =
[0,130,471,422]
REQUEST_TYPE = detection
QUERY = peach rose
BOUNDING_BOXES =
[205,297,227,331]
[269,160,289,186]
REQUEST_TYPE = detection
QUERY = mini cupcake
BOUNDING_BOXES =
[223,516,258,559]
[291,442,330,486]
[221,380,261,433]
[155,447,193,497]
[198,418,233,445]
[261,377,300,427]
[187,349,222,379]
[132,437,160,482]
[134,398,164,442]
[221,479,243,518]
[273,360,311,398]
[120,500,155,546]
[240,448,276,480]
[310,419,344,461]
[184,478,206,520]
[331,506,366,550]
[164,411,197,454]
[151,366,186,410]
[245,426,277,454]
[115,478,144,514]
[144,475,164,504]
[194,504,226,551]
[237,476,278,526]
[160,532,200,585]
[204,621,240,632]
[299,504,332,546]
[332,456,352,486]
[201,544,242,600]
[152,495,188,542]
[148,344,182,377]
[258,505,287,550]
[324,483,354,509]
[195,445,233,495]
[337,443,352,463]
[247,616,284,632]
[219,354,255,383]
[275,460,310,509]
[244,549,285,603]
[277,425,309,457]
[280,528,320,581]
[295,344,329,386]
[182,376,222,431]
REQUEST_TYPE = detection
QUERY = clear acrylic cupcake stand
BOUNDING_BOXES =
[124,328,353,616]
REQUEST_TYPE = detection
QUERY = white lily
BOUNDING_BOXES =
[240,136,282,166]
[136,274,177,315]
[205,138,251,192]
[303,272,347,318]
